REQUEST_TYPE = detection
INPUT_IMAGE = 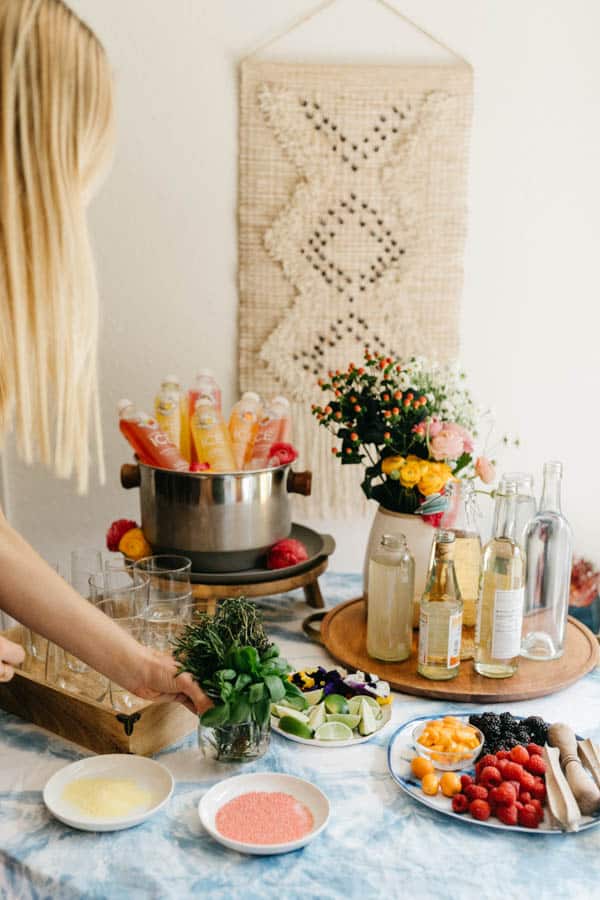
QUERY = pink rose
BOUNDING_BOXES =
[444,422,474,454]
[428,417,442,437]
[475,456,495,484]
[430,428,464,461]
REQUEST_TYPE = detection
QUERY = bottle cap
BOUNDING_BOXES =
[117,398,133,416]
[163,375,180,387]
[500,471,534,495]
[434,529,455,558]
[242,391,260,403]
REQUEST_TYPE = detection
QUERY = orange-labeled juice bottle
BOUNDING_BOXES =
[154,375,181,448]
[118,400,188,471]
[186,370,222,464]
[191,397,235,472]
[247,396,291,469]
[229,392,261,470]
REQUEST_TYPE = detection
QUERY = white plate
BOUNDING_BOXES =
[43,754,174,832]
[388,712,600,835]
[198,772,330,855]
[272,701,392,747]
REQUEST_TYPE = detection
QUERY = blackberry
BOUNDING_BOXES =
[523,716,549,744]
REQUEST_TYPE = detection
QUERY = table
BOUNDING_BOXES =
[2,572,600,900]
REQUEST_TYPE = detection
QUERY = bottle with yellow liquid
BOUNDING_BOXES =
[418,530,463,681]
[154,376,182,449]
[474,481,525,678]
[229,392,261,470]
[191,397,235,472]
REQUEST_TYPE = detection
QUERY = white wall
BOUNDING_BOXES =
[3,0,600,573]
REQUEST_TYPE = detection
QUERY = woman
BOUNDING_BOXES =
[0,0,210,714]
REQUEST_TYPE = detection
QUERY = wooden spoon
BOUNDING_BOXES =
[548,722,600,816]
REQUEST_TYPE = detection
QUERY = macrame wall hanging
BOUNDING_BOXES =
[238,1,473,518]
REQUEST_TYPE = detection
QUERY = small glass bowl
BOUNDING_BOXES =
[412,721,484,771]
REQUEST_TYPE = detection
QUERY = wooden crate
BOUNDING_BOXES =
[0,628,197,755]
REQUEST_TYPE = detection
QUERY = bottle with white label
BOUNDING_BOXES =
[474,480,525,678]
[417,530,463,681]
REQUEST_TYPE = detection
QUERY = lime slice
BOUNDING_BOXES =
[326,713,361,730]
[272,705,309,724]
[302,688,324,706]
[278,715,314,740]
[358,699,378,736]
[359,695,383,719]
[347,696,363,716]
[308,702,327,730]
[324,693,349,715]
[315,721,354,741]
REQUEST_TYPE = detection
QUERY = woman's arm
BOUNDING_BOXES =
[0,510,210,713]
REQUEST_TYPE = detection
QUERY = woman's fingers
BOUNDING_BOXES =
[175,671,213,715]
[0,635,25,667]
[0,662,15,682]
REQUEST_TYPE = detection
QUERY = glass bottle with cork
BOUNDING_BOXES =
[417,530,463,680]
[367,533,415,662]
[474,480,525,678]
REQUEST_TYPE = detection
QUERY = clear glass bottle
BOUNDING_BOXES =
[499,472,537,549]
[521,461,573,660]
[432,480,481,660]
[474,482,525,678]
[367,533,415,662]
[417,530,463,680]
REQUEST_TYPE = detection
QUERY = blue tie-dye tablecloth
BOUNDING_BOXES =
[2,572,600,900]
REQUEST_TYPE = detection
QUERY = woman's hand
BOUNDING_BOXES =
[0,634,25,682]
[131,649,213,715]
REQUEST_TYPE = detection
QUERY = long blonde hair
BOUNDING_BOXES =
[0,0,114,492]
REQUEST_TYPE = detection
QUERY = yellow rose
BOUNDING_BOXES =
[418,469,447,496]
[119,527,151,561]
[382,456,405,475]
[399,460,422,488]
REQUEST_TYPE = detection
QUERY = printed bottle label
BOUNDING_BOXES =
[447,611,462,668]
[491,588,525,659]
[418,611,429,666]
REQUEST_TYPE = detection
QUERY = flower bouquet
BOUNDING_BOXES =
[312,350,494,524]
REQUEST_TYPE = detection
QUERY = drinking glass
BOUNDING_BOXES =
[45,640,108,702]
[133,556,193,651]
[66,549,105,673]
[91,570,150,712]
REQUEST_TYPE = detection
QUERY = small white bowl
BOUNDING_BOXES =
[412,720,484,771]
[198,772,330,855]
[43,754,173,832]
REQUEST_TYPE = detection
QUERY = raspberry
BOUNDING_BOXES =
[460,775,473,791]
[510,745,530,766]
[519,770,536,791]
[469,799,491,821]
[494,782,517,805]
[106,518,138,552]
[514,801,524,812]
[496,759,510,777]
[507,780,521,798]
[478,754,499,769]
[530,798,543,819]
[527,743,544,756]
[520,791,532,805]
[497,803,518,826]
[479,766,502,787]
[531,780,546,801]
[504,762,524,781]
[526,755,547,776]
[518,804,540,828]
[452,793,469,813]
[465,784,488,801]
[496,750,510,760]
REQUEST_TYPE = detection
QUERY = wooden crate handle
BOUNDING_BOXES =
[121,463,141,489]
[287,469,312,496]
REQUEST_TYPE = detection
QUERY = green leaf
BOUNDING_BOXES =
[217,668,236,681]
[248,682,266,703]
[260,644,280,661]
[234,673,252,692]
[236,646,260,674]
[284,680,305,699]
[252,696,271,727]
[221,682,233,699]
[228,694,251,724]
[263,674,286,702]
[453,452,472,475]
[200,702,230,727]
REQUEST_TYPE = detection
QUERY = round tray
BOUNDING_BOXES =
[320,598,599,703]
[190,524,335,585]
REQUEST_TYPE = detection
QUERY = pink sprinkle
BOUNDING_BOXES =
[216,791,314,845]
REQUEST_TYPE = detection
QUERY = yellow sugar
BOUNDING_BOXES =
[62,777,152,818]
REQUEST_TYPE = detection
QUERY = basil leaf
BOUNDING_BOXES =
[253,696,271,727]
[263,674,286,702]
[284,680,305,698]
[217,668,236,681]
[238,646,260,674]
[261,644,280,661]
[234,673,252,692]
[229,695,251,724]
[200,702,230,727]
[248,682,266,704]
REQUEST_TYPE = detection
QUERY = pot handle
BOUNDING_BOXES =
[287,469,312,496]
[121,463,141,489]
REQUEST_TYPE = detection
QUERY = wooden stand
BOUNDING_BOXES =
[190,558,328,615]
[317,598,599,703]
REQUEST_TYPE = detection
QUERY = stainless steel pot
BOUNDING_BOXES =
[120,462,312,573]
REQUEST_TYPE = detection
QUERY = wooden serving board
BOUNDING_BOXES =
[0,628,197,755]
[320,599,599,703]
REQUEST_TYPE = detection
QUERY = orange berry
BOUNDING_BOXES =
[440,772,462,797]
[354,404,361,412]
[403,398,411,407]
[345,447,352,455]
[331,448,338,455]
[379,360,386,369]
[383,410,391,418]
[411,756,434,779]
[350,396,357,403]
[358,367,365,374]
[383,431,391,440]
[383,393,390,402]
[413,400,420,409]
[406,392,414,401]
[334,412,342,420]
[394,390,403,400]
[325,406,332,414]
[392,406,399,415]
[350,432,359,442]
[421,773,440,796]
